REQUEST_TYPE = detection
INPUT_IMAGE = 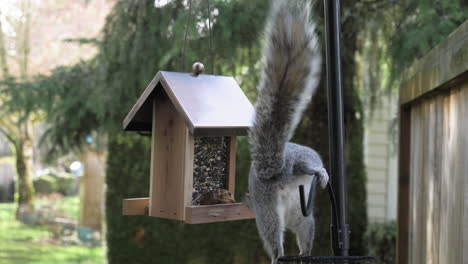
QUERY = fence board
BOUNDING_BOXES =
[451,87,464,264]
[462,85,468,264]
[452,86,467,264]
[439,95,451,264]
[409,105,423,264]
[432,96,443,264]
[422,101,435,264]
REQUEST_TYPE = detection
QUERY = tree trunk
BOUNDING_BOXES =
[79,150,106,231]
[15,125,34,207]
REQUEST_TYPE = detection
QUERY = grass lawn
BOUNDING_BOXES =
[0,202,105,264]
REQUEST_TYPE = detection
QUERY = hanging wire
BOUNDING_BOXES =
[181,0,215,74]
[182,0,193,71]
[206,0,214,74]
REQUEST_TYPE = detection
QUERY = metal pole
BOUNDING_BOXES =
[324,0,349,256]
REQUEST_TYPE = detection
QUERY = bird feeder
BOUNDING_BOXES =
[121,68,255,224]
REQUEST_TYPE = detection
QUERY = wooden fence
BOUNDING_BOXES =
[398,20,468,264]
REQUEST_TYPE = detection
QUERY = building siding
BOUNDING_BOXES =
[365,95,398,222]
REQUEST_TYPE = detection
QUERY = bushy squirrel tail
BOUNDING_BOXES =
[249,0,322,178]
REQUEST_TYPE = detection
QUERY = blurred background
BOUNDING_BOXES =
[0,0,466,263]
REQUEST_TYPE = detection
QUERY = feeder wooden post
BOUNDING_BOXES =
[150,94,189,220]
[226,136,237,198]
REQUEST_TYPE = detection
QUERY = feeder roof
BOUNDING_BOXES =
[123,71,254,136]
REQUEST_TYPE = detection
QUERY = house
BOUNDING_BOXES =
[364,96,398,222]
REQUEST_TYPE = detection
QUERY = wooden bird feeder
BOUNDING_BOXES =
[121,70,255,224]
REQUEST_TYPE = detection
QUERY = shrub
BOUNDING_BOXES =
[33,175,57,194]
[365,221,396,264]
[34,173,76,195]
[55,173,76,195]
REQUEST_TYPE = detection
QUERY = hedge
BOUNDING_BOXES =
[365,221,396,264]
[33,175,57,194]
[33,173,76,195]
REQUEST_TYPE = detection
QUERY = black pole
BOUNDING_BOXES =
[324,0,349,256]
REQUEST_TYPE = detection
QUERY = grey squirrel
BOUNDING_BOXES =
[247,0,329,263]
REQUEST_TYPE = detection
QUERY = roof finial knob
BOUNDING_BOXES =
[192,62,204,76]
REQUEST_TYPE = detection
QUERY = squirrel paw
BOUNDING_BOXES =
[315,168,329,189]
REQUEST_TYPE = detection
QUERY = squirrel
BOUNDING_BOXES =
[247,0,329,263]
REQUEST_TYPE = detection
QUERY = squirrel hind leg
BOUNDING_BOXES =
[255,207,285,263]
[295,216,315,256]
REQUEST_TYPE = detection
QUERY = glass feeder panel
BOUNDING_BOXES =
[192,136,229,205]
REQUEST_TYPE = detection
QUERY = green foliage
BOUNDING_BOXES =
[386,0,467,79]
[0,61,106,161]
[364,221,396,264]
[39,62,105,159]
[33,175,57,194]
[355,0,468,97]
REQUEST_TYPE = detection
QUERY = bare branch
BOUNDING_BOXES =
[0,125,17,150]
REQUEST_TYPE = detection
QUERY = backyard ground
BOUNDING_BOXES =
[0,197,104,264]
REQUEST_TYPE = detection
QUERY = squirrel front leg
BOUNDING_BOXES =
[293,163,329,189]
